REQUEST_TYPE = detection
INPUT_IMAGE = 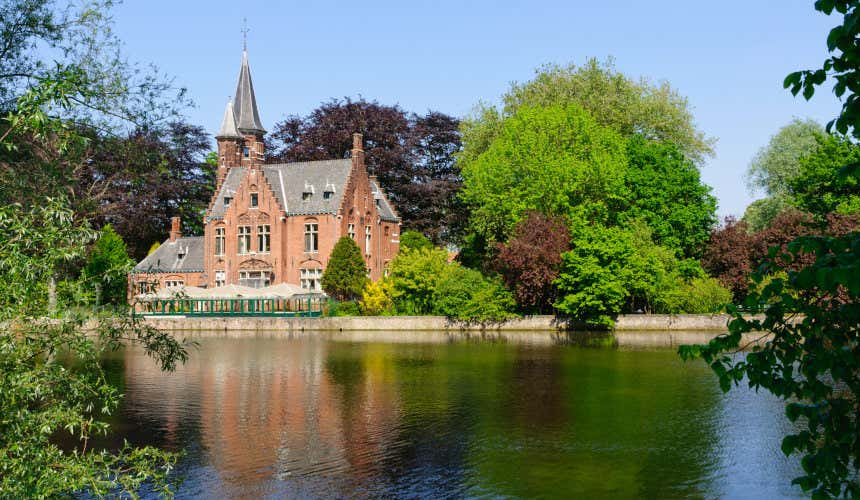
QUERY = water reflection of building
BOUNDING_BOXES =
[122,339,403,496]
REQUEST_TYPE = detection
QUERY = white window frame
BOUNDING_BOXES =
[257,224,270,253]
[238,226,251,255]
[304,223,318,253]
[215,271,225,287]
[300,268,323,291]
[238,270,271,289]
[365,225,372,255]
[214,226,225,256]
[348,223,355,240]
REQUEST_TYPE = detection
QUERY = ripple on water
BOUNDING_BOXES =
[107,337,805,499]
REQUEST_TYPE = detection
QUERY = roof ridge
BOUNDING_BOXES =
[263,158,352,169]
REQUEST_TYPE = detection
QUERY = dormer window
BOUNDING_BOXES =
[323,181,335,200]
[302,192,312,201]
[250,193,258,208]
[303,182,314,201]
[323,191,333,200]
[224,196,232,208]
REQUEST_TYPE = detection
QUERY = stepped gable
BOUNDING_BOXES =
[370,179,399,222]
[134,236,204,273]
[208,167,247,220]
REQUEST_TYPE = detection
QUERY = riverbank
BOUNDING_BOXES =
[137,314,770,348]
[140,313,738,332]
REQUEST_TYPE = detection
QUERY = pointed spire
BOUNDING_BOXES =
[216,100,242,139]
[233,50,266,135]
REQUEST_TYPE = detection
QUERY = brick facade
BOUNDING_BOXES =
[131,50,400,298]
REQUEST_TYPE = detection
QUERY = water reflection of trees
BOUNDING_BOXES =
[116,338,793,497]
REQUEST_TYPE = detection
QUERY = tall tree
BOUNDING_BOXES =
[742,118,824,231]
[789,132,860,217]
[0,2,194,496]
[460,58,715,167]
[688,2,860,494]
[623,136,717,258]
[460,104,629,244]
[267,98,463,243]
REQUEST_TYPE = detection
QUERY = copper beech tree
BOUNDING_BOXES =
[267,98,463,244]
[493,212,570,314]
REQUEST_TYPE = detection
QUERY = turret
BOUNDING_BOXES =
[216,48,266,181]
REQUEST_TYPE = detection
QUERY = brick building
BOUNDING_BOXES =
[130,49,400,295]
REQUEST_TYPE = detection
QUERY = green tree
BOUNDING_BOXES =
[0,2,194,496]
[460,104,628,243]
[742,118,823,231]
[83,224,132,305]
[0,200,191,498]
[460,58,714,167]
[623,136,717,257]
[790,133,860,217]
[685,1,860,495]
[742,195,793,234]
[747,118,824,196]
[321,237,369,301]
[399,229,434,252]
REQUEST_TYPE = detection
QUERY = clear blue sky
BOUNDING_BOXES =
[113,0,842,219]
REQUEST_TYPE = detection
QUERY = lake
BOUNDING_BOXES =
[102,334,803,498]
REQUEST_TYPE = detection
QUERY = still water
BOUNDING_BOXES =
[103,334,803,499]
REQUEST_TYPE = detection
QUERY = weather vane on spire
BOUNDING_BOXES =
[241,18,249,51]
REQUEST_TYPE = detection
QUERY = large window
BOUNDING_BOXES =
[214,227,225,256]
[215,271,225,287]
[238,226,251,254]
[300,268,323,291]
[239,270,271,289]
[257,224,270,253]
[304,223,318,253]
[365,225,372,255]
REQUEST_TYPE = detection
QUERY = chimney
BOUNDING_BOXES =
[169,216,181,242]
[351,132,365,170]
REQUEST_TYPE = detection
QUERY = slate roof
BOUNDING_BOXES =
[371,179,399,222]
[133,236,204,273]
[216,101,242,139]
[262,159,352,215]
[233,50,265,134]
[208,167,247,220]
[206,159,401,223]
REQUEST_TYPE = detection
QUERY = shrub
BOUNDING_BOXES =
[656,277,733,314]
[83,225,133,305]
[388,247,449,314]
[321,237,369,301]
[360,279,395,316]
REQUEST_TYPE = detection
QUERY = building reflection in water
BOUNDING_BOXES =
[115,336,802,499]
[121,338,404,497]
